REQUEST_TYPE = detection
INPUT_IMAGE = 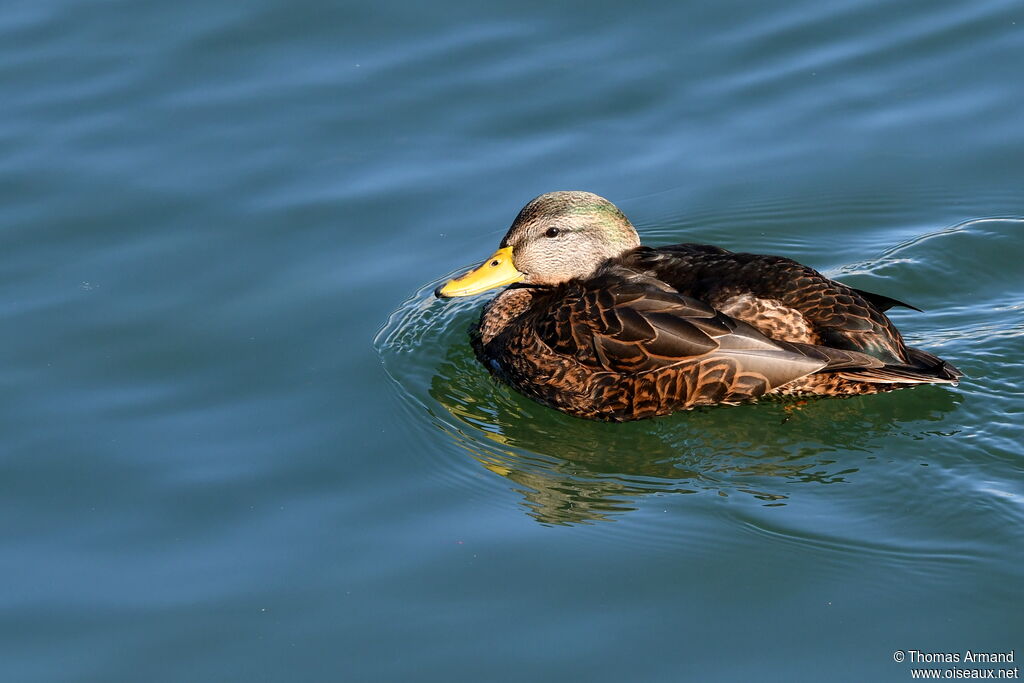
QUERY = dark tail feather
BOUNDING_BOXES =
[851,287,923,313]
[836,346,963,386]
[905,347,963,381]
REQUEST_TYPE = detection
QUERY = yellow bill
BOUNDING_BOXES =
[435,246,524,298]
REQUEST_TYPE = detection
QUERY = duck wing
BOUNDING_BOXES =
[627,246,913,364]
[534,275,883,391]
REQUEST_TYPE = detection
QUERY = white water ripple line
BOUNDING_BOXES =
[835,215,1024,277]
[882,216,1024,259]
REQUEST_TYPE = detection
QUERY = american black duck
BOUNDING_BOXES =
[435,191,962,422]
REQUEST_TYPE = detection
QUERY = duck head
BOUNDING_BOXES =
[436,191,640,297]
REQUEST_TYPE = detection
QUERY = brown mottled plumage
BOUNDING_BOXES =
[436,191,962,422]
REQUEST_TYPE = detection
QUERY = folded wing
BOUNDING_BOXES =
[535,275,885,392]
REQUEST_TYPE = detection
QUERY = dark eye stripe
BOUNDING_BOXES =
[545,227,560,238]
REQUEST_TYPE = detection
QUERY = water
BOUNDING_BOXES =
[2,0,1022,680]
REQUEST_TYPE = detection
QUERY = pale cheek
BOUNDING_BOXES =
[514,245,555,283]
[515,236,600,284]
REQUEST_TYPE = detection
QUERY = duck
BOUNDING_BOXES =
[435,191,962,422]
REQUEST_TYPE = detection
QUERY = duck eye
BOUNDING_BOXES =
[545,227,560,238]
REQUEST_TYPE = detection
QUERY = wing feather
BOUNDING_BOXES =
[534,279,862,392]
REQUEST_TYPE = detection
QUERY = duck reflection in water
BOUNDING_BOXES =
[429,342,960,525]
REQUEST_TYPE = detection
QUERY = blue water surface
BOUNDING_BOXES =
[2,0,1022,681]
